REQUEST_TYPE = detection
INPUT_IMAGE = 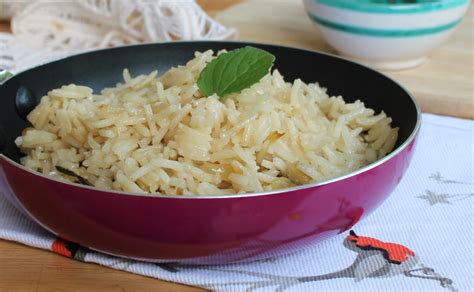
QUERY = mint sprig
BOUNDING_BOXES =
[197,46,275,97]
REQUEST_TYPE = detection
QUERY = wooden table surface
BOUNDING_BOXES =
[0,1,473,291]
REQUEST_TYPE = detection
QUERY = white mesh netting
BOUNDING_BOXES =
[0,0,237,73]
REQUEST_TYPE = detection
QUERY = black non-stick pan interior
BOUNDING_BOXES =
[0,41,418,163]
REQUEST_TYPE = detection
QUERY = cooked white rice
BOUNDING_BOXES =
[15,50,398,196]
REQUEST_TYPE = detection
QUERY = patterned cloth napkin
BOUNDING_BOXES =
[1,113,473,291]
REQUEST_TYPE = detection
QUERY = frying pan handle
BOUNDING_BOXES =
[0,69,13,83]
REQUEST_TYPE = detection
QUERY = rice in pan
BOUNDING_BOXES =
[15,50,398,195]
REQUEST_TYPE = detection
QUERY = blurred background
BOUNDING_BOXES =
[0,0,472,119]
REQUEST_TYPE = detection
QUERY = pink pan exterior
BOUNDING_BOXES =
[0,137,417,264]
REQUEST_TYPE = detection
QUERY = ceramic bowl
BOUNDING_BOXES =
[303,0,470,70]
[0,41,420,264]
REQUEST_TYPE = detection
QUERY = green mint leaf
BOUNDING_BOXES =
[197,46,275,97]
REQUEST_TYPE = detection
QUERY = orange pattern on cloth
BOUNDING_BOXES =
[51,238,73,258]
[347,233,415,264]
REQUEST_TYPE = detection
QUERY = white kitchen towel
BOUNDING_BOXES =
[0,113,473,291]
